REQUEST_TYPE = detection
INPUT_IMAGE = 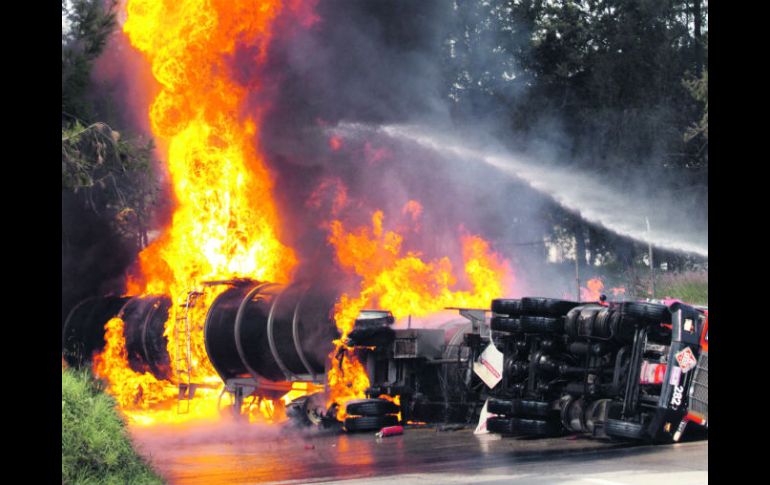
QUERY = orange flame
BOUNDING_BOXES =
[326,209,512,419]
[581,278,604,301]
[90,0,318,425]
[581,277,626,301]
[93,317,177,410]
[329,135,343,151]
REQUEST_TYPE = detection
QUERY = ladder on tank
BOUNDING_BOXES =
[175,290,203,414]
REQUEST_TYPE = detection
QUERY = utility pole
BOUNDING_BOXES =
[646,217,655,299]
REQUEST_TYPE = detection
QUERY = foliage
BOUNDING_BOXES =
[444,0,708,272]
[62,121,158,246]
[62,369,164,485]
[62,0,117,121]
[62,0,159,252]
[683,69,708,142]
[445,0,708,172]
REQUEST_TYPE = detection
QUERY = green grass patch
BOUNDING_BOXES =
[62,368,164,485]
[655,271,708,306]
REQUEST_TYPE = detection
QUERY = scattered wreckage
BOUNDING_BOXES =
[289,297,708,443]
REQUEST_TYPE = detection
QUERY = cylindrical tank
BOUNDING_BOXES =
[120,295,172,380]
[62,295,172,380]
[204,281,339,383]
[62,296,130,367]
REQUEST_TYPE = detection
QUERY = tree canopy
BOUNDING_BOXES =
[62,0,159,317]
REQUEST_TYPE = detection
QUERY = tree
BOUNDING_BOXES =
[62,0,158,249]
[62,0,117,122]
[62,0,159,318]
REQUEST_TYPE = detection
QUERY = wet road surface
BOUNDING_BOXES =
[130,421,707,484]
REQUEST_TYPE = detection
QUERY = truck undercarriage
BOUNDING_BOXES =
[318,297,708,443]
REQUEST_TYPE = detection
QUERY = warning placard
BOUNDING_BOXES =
[473,342,504,389]
[675,347,697,373]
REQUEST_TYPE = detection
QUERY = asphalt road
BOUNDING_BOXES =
[130,421,707,485]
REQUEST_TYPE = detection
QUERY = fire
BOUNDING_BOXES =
[326,209,512,418]
[581,278,604,301]
[90,0,318,424]
[123,0,298,294]
[329,135,343,151]
[402,200,423,222]
[85,0,516,429]
[581,277,626,301]
[378,394,402,421]
[93,317,177,410]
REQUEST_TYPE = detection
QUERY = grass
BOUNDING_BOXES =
[62,368,164,485]
[654,270,708,306]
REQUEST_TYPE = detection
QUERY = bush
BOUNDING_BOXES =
[62,369,164,485]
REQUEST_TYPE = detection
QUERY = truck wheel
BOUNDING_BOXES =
[488,417,561,436]
[488,398,551,417]
[487,416,516,434]
[619,302,669,324]
[512,418,562,436]
[611,312,636,343]
[491,316,522,333]
[520,315,563,334]
[604,418,645,440]
[594,308,613,338]
[344,414,398,432]
[345,398,399,416]
[492,299,522,316]
[521,297,580,317]
[565,307,580,337]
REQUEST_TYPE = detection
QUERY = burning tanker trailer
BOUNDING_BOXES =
[63,295,172,378]
[203,280,338,407]
[62,280,339,416]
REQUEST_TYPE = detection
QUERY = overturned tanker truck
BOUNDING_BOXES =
[63,286,708,443]
[340,297,708,443]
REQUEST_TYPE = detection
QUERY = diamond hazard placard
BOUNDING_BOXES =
[675,347,697,373]
[473,343,504,389]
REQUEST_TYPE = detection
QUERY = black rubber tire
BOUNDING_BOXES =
[488,398,551,417]
[487,417,561,436]
[604,419,645,440]
[564,307,581,338]
[491,316,522,333]
[619,302,669,324]
[594,308,613,338]
[346,398,400,417]
[610,312,636,343]
[487,416,516,434]
[520,297,580,317]
[410,401,468,423]
[344,414,398,432]
[565,304,612,338]
[520,315,563,334]
[492,299,522,316]
[513,418,562,436]
[577,308,600,336]
[487,398,515,416]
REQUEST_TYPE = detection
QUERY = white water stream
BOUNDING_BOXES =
[333,122,708,258]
